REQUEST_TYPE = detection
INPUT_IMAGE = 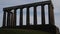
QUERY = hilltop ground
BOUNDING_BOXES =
[0,28,52,34]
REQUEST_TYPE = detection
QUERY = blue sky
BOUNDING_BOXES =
[0,0,60,30]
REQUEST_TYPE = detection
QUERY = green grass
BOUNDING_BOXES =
[0,28,52,34]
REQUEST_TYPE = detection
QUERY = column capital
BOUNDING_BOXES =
[34,5,37,7]
[27,6,30,8]
[48,3,54,9]
[7,9,12,11]
[41,4,45,6]
[14,8,17,10]
[20,7,24,9]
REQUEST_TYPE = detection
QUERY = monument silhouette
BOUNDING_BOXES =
[1,0,59,34]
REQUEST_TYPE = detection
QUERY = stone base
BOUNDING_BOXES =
[0,28,52,34]
[2,24,59,34]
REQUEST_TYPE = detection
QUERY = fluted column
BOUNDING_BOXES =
[10,12,13,27]
[41,5,45,25]
[48,4,55,25]
[11,13,14,27]
[20,8,23,26]
[34,6,37,25]
[13,9,17,27]
[3,10,6,27]
[7,12,10,27]
[9,13,12,27]
[26,7,30,26]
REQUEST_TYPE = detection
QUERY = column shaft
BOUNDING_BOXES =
[20,8,23,26]
[3,11,6,27]
[26,7,30,25]
[7,12,10,27]
[10,13,13,27]
[11,13,14,27]
[9,13,12,27]
[34,6,37,25]
[48,4,55,25]
[13,9,17,27]
[41,5,45,25]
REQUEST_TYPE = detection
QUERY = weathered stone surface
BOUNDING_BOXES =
[2,1,59,34]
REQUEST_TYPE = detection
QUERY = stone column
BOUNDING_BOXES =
[7,12,10,27]
[20,8,23,26]
[34,6,37,25]
[10,12,13,27]
[9,12,12,27]
[13,9,17,27]
[11,13,14,27]
[41,5,45,25]
[3,10,6,27]
[48,4,55,25]
[26,7,30,26]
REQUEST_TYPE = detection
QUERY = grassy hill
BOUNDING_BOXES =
[0,28,52,34]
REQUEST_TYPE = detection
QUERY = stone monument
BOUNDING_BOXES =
[2,0,59,34]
